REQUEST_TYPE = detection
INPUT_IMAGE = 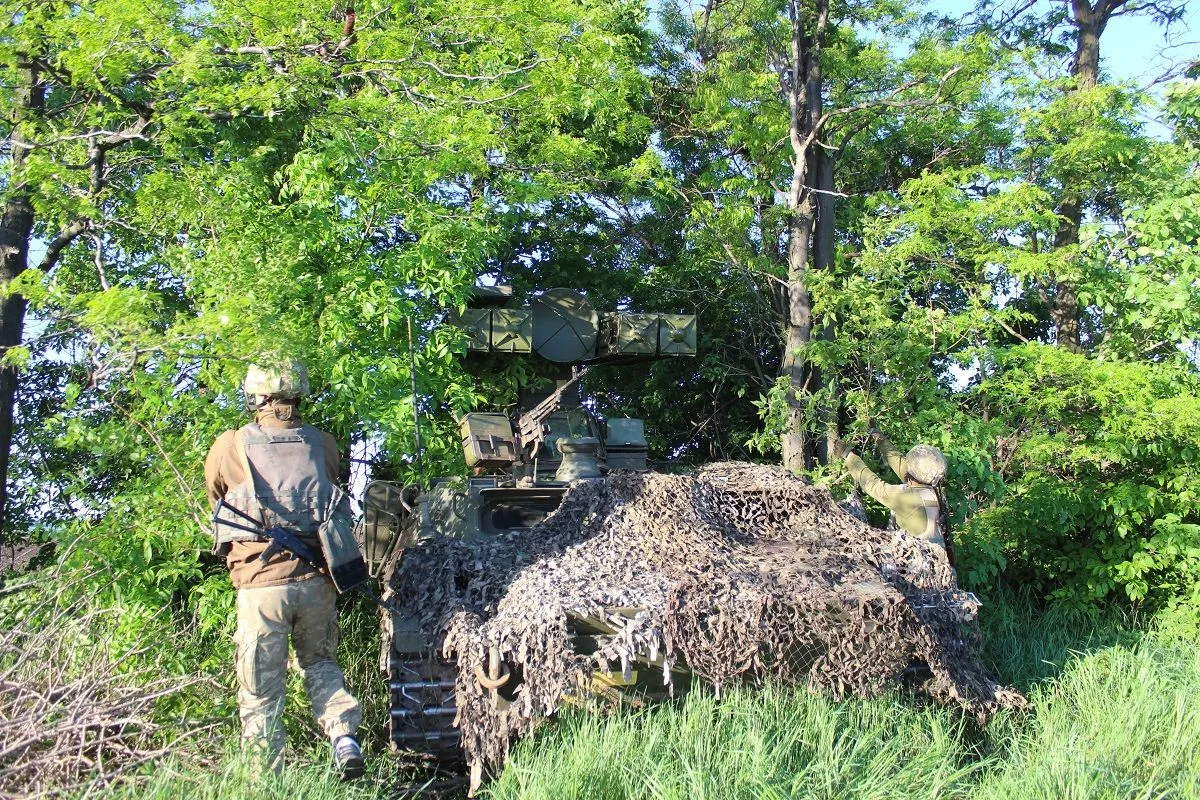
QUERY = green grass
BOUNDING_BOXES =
[971,641,1200,800]
[483,596,1200,800]
[60,593,1200,799]
[101,744,445,800]
[486,686,986,800]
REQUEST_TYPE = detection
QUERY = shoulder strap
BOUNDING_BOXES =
[934,486,957,569]
[234,428,255,487]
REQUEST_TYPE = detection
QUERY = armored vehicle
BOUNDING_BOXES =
[358,287,698,753]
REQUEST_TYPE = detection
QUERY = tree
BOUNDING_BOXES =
[0,3,162,531]
[636,0,993,470]
[973,0,1186,353]
[0,0,654,641]
[839,3,1200,605]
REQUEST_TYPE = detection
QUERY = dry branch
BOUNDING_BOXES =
[0,574,218,798]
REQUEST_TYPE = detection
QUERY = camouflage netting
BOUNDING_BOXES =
[386,463,1027,785]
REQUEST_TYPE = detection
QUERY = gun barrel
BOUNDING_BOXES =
[515,366,592,457]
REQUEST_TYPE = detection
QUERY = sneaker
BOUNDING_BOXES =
[333,735,365,780]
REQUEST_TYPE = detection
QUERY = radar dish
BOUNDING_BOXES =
[531,288,598,362]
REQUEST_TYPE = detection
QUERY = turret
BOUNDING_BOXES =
[454,286,697,363]
[452,287,696,482]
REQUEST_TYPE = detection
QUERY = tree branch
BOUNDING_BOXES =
[803,66,964,153]
[411,58,549,81]
[38,220,89,273]
[994,316,1031,344]
[34,110,152,273]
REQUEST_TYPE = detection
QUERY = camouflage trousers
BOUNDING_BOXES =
[233,576,361,769]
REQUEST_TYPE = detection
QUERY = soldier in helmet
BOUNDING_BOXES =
[831,430,949,551]
[204,361,364,779]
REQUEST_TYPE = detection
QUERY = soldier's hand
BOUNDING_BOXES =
[830,436,852,459]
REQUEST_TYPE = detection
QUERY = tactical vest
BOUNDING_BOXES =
[913,485,944,548]
[212,423,336,551]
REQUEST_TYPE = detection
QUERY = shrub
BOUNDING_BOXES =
[968,345,1200,608]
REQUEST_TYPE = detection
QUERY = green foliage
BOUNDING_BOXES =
[829,47,1200,607]
[969,346,1200,607]
[3,1,1200,792]
[6,0,1195,615]
[3,0,656,651]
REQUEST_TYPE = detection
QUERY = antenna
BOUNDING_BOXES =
[406,316,425,486]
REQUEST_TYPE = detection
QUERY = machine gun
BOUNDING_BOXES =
[212,499,400,613]
[515,365,592,462]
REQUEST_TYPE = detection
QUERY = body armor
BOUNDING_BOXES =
[213,423,368,591]
[911,485,944,547]
[214,423,335,545]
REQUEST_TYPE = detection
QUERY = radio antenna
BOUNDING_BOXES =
[406,316,425,486]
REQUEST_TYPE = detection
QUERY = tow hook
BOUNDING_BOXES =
[474,646,511,691]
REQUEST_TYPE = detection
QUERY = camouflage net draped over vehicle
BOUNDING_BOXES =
[386,463,1027,782]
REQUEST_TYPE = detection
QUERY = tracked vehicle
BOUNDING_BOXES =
[359,287,697,753]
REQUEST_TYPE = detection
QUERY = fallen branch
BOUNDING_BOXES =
[0,570,219,797]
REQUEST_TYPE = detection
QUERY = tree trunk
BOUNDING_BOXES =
[1049,194,1083,354]
[1072,0,1104,90]
[812,145,837,465]
[0,60,43,537]
[781,195,815,473]
[1050,1,1108,354]
[778,0,828,472]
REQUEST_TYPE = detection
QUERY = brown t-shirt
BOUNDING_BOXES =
[204,408,340,589]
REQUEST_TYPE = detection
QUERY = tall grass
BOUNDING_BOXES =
[485,596,1200,800]
[971,641,1200,799]
[486,687,985,800]
[975,589,1141,688]
[99,744,433,800]
[51,592,1199,799]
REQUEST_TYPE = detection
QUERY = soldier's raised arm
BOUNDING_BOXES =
[831,435,947,546]
[871,429,906,481]
[842,450,910,510]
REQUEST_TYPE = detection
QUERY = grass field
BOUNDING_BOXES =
[89,593,1200,800]
[486,597,1200,800]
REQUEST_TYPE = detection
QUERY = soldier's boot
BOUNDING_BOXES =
[333,735,364,780]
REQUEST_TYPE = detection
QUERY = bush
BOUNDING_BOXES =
[0,569,222,797]
[968,345,1200,608]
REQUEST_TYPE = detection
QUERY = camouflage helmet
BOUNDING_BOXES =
[244,361,310,402]
[905,445,947,486]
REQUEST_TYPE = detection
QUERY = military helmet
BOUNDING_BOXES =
[244,361,310,402]
[905,445,947,486]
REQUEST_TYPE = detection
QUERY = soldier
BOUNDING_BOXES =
[831,430,949,552]
[204,362,364,779]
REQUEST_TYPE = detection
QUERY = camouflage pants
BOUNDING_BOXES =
[234,576,361,768]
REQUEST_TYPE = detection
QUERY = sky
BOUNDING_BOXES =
[927,0,1198,88]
